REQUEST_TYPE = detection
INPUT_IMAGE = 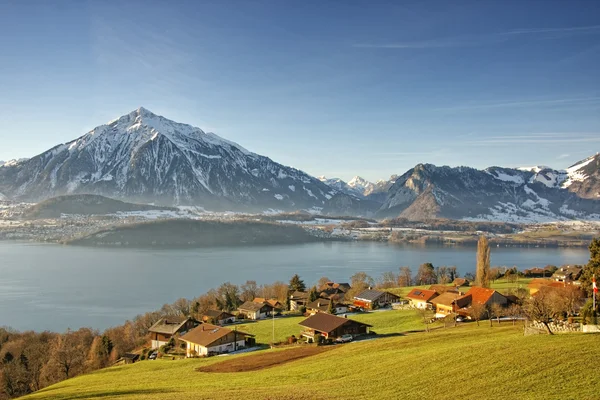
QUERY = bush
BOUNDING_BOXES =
[299,306,307,314]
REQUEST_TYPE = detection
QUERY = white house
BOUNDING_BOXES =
[405,288,439,309]
[237,301,275,320]
[179,324,252,357]
[306,299,348,315]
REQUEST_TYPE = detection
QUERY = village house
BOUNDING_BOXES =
[353,289,400,310]
[238,301,276,320]
[405,288,439,309]
[430,292,470,318]
[523,267,553,278]
[452,278,470,287]
[455,287,509,318]
[252,297,284,310]
[202,310,236,325]
[551,266,583,283]
[148,316,198,349]
[179,323,253,357]
[289,291,309,311]
[527,278,569,295]
[299,313,372,343]
[306,299,348,315]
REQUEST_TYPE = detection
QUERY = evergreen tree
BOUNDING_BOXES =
[581,237,600,296]
[327,299,335,314]
[288,274,306,292]
[308,286,318,302]
[476,235,491,288]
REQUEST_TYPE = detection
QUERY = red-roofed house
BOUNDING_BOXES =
[455,287,508,317]
[405,288,439,309]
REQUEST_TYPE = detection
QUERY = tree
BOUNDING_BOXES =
[581,237,600,295]
[215,282,241,312]
[469,302,487,326]
[308,286,319,302]
[345,272,375,300]
[506,303,523,326]
[524,289,567,334]
[240,280,258,302]
[476,235,491,288]
[289,274,306,293]
[415,263,436,285]
[490,303,504,326]
[435,266,450,284]
[317,277,331,290]
[464,272,475,281]
[398,267,412,287]
[416,308,435,333]
[448,266,458,282]
[377,271,397,289]
[327,299,335,314]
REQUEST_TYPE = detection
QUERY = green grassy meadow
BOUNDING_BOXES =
[25,311,600,400]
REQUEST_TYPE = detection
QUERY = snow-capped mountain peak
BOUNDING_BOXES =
[0,108,339,211]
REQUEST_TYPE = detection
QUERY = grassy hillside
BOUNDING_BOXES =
[24,194,176,219]
[24,319,600,400]
[66,219,318,248]
[237,309,424,344]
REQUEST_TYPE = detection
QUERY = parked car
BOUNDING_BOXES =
[455,317,464,322]
[148,351,157,360]
[335,334,353,343]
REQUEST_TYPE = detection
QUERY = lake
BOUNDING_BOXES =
[0,241,590,332]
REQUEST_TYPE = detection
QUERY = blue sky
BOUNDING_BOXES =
[0,1,599,182]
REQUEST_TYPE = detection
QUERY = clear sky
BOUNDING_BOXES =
[0,1,599,182]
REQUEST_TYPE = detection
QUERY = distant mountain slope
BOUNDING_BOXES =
[24,194,177,219]
[562,153,600,199]
[0,108,343,212]
[67,219,316,248]
[378,160,600,222]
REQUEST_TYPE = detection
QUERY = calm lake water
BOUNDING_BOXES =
[0,241,590,332]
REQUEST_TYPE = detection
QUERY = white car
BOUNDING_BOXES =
[335,334,353,343]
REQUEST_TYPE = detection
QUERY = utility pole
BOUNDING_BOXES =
[272,305,275,347]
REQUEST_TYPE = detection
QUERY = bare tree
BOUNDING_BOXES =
[469,302,487,326]
[415,263,436,285]
[317,276,331,290]
[378,271,397,289]
[476,235,491,288]
[490,303,504,326]
[524,289,565,334]
[240,280,258,302]
[398,267,412,287]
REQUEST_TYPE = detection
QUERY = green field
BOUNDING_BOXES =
[24,312,600,400]
[237,309,424,344]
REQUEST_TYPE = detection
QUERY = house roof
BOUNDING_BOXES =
[179,324,251,348]
[459,287,504,306]
[354,289,399,302]
[405,288,438,302]
[430,292,460,307]
[299,313,371,334]
[429,285,459,294]
[306,299,345,312]
[323,282,351,292]
[290,291,309,301]
[203,310,234,319]
[452,278,470,286]
[253,298,283,309]
[238,301,274,313]
[148,316,191,335]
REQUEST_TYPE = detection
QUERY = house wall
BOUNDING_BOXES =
[486,292,508,307]
[409,299,428,309]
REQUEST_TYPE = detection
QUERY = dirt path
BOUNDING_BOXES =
[197,346,333,373]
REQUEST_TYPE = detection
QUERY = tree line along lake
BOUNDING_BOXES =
[0,240,590,332]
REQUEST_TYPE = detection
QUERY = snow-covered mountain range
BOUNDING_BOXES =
[0,108,367,212]
[0,107,598,222]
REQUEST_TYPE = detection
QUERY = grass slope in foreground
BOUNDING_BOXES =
[25,323,600,400]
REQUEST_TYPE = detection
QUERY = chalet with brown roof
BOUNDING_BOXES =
[238,301,275,320]
[552,266,583,283]
[353,289,400,310]
[289,291,309,311]
[299,313,371,343]
[405,288,439,309]
[452,278,470,287]
[253,298,284,310]
[202,310,236,325]
[179,324,253,357]
[148,316,198,349]
[306,299,348,315]
[430,292,467,318]
[527,278,572,295]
